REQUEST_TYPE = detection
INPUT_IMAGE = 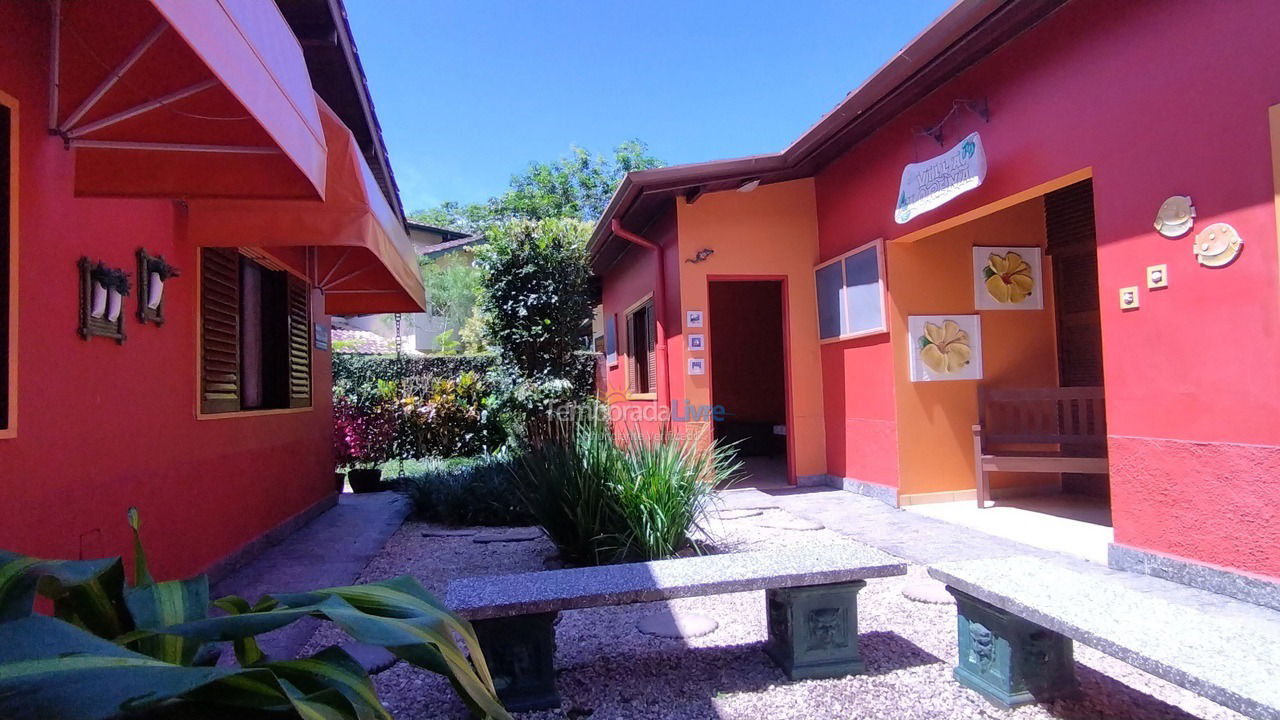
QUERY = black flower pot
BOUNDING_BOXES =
[348,468,383,494]
[335,471,346,492]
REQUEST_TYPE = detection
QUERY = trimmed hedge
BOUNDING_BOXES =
[333,353,498,389]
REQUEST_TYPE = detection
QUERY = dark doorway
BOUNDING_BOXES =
[708,280,788,485]
[1044,179,1109,503]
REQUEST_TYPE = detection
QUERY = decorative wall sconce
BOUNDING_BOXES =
[685,248,714,264]
[136,248,179,326]
[1154,196,1195,238]
[1193,222,1244,267]
[78,257,128,343]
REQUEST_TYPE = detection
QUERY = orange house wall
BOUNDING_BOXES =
[888,198,1059,497]
[814,0,1280,577]
[0,6,334,581]
[676,179,825,480]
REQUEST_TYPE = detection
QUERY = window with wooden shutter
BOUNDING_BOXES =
[200,248,241,414]
[626,299,655,395]
[286,274,311,408]
[199,248,311,414]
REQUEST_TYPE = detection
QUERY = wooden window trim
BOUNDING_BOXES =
[623,293,656,400]
[0,91,17,440]
[195,248,314,419]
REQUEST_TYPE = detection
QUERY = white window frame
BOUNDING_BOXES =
[815,237,888,344]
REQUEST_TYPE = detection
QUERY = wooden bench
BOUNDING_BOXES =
[973,387,1108,507]
[929,556,1280,718]
[446,543,907,711]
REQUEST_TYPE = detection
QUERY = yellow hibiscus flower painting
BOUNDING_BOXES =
[918,320,972,375]
[981,250,1035,305]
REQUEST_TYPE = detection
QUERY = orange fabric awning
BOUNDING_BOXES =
[186,98,427,315]
[52,0,326,199]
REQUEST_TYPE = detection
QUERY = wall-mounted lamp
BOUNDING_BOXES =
[737,178,761,193]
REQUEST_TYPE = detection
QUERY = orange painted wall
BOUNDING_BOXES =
[676,179,825,480]
[888,197,1059,496]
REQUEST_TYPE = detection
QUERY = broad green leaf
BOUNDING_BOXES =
[213,594,266,665]
[267,646,391,720]
[0,551,130,638]
[0,615,234,720]
[277,678,355,720]
[125,575,210,664]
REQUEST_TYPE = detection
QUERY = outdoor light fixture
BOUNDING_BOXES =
[738,178,761,193]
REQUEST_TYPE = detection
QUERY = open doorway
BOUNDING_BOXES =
[708,279,790,488]
[899,177,1112,562]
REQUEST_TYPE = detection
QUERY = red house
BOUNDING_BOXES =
[0,0,425,581]
[591,0,1280,609]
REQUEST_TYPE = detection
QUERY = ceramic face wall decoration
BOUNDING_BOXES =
[973,246,1043,310]
[908,315,983,382]
[1193,222,1244,267]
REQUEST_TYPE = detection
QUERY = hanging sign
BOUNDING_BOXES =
[895,132,987,224]
[314,323,330,351]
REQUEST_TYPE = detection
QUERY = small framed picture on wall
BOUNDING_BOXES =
[686,310,704,328]
[688,357,706,375]
[687,334,705,351]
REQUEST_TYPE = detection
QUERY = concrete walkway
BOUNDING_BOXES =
[210,492,409,661]
[719,485,1280,628]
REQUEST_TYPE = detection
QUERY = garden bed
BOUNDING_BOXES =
[299,501,1244,720]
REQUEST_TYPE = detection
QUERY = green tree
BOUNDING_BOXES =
[409,139,662,235]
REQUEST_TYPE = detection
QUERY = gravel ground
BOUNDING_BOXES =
[301,507,1247,720]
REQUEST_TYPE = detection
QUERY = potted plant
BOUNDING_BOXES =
[91,263,131,321]
[146,255,179,310]
[334,393,397,493]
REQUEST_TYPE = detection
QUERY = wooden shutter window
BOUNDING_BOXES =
[286,274,312,408]
[200,248,241,414]
[644,303,657,394]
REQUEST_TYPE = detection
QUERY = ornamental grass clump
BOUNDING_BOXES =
[398,454,533,527]
[513,419,739,566]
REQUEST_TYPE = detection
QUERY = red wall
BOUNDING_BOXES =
[599,205,681,435]
[0,4,334,581]
[815,0,1280,577]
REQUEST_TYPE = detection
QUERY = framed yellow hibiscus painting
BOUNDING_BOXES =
[908,314,983,382]
[972,246,1043,310]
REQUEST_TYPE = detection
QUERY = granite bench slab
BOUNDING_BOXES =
[929,556,1280,719]
[447,542,907,621]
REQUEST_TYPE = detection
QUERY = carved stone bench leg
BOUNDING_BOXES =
[948,588,1076,708]
[471,612,559,712]
[765,580,867,680]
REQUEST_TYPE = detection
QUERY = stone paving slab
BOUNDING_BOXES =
[211,492,410,663]
[447,542,907,621]
[930,555,1280,720]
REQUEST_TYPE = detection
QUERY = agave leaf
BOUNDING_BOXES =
[0,615,235,720]
[265,646,391,720]
[213,594,266,666]
[124,574,210,664]
[126,507,155,587]
[276,677,356,720]
[0,550,131,639]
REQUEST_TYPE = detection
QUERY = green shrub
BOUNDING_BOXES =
[332,354,497,393]
[0,510,509,720]
[512,420,740,565]
[401,372,506,458]
[398,455,533,527]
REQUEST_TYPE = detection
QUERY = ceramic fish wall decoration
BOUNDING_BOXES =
[1154,196,1195,238]
[1193,222,1243,267]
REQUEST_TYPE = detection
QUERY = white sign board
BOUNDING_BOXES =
[895,132,987,224]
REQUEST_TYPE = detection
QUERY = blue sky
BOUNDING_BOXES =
[345,1,954,214]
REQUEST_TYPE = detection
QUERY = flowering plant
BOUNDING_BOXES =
[334,392,399,469]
